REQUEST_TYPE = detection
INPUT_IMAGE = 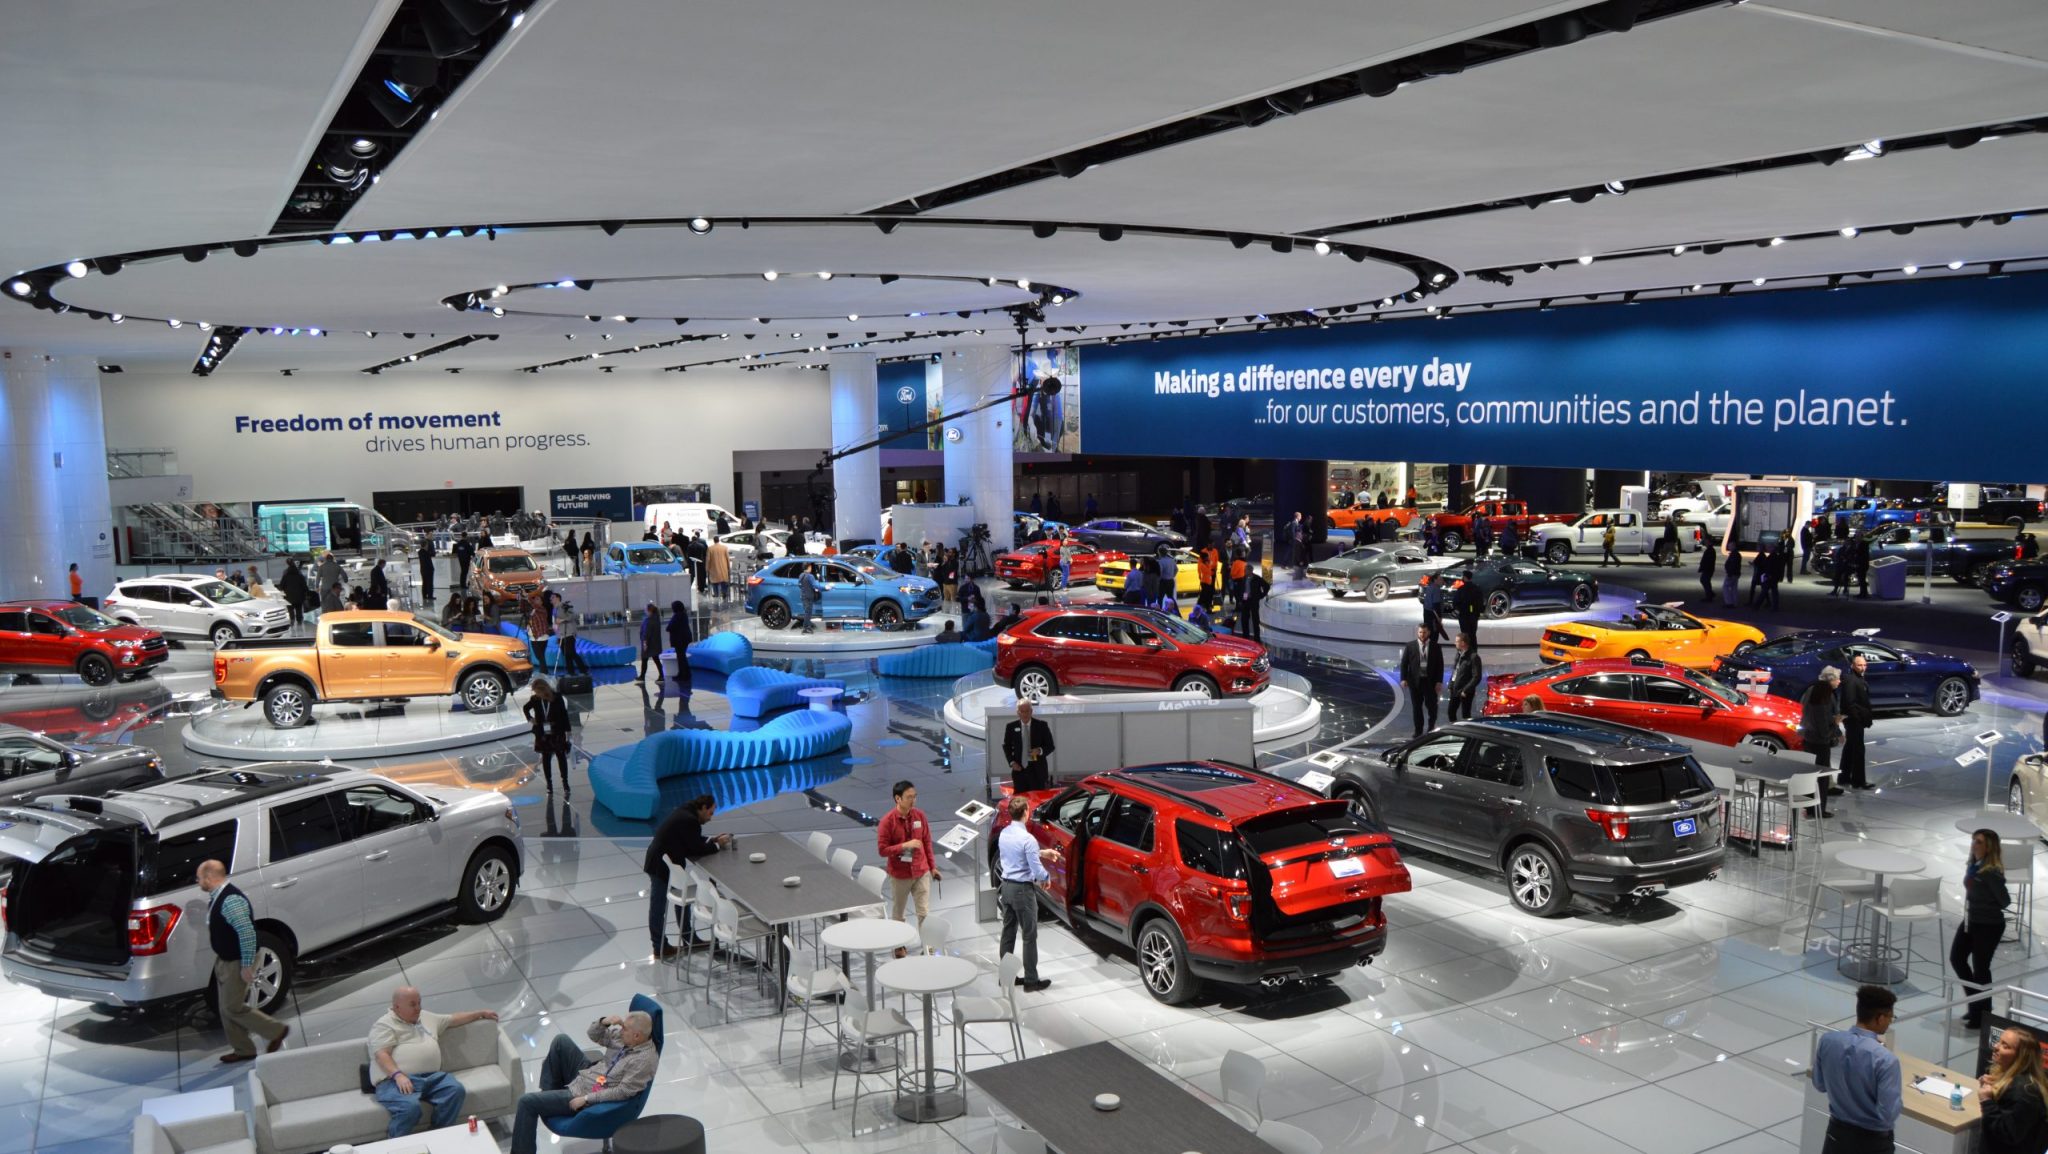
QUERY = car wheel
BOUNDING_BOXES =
[1329,589,1346,600]
[2019,585,2046,613]
[1505,842,1571,917]
[1545,542,1571,564]
[1570,583,1596,610]
[2009,779,2026,817]
[1652,541,1675,565]
[1441,531,1465,552]
[210,621,240,649]
[1365,576,1390,603]
[1741,733,1786,753]
[1626,649,1652,662]
[2013,636,2037,679]
[460,669,510,714]
[1004,582,1027,591]
[209,931,295,1019]
[75,653,114,687]
[1932,676,1971,717]
[759,598,791,630]
[1484,590,1512,619]
[871,601,904,628]
[459,846,518,923]
[1014,665,1059,700]
[1173,673,1219,697]
[1733,640,1758,656]
[262,682,313,728]
[1135,917,1198,1005]
[1050,569,1067,591]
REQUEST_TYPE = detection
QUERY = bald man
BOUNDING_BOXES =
[369,986,500,1137]
[196,860,289,1062]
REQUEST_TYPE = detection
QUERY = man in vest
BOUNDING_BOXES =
[197,859,290,1062]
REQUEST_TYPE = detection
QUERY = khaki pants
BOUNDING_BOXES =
[214,956,285,1055]
[889,872,931,923]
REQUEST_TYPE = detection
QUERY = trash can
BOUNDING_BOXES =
[1871,555,1908,600]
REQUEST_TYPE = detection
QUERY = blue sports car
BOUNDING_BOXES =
[603,541,685,576]
[743,555,941,629]
[1713,630,1979,716]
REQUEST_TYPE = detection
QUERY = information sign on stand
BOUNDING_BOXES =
[955,800,996,825]
[937,824,978,854]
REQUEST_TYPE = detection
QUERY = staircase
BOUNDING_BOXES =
[120,502,272,564]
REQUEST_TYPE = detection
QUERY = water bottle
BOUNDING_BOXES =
[1951,1085,1965,1112]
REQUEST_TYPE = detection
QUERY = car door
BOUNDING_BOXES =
[160,584,211,637]
[24,611,82,670]
[1613,512,1644,552]
[1085,795,1155,932]
[1841,641,1913,706]
[336,782,443,924]
[112,584,167,629]
[1552,672,1644,727]
[1386,733,1469,849]
[1031,786,1112,917]
[821,562,865,617]
[1041,614,1114,685]
[1169,820,1243,950]
[1576,513,1608,549]
[0,731,70,784]
[1103,615,1173,690]
[0,609,32,669]
[1635,675,1718,743]
[319,618,382,697]
[378,620,446,696]
[1654,614,1709,665]
[1447,738,1532,857]
[606,543,625,574]
[257,791,365,949]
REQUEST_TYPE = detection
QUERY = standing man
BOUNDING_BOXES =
[1810,985,1900,1154]
[452,532,474,592]
[687,531,710,593]
[1155,547,1177,608]
[1454,574,1482,640]
[1800,520,1816,575]
[419,535,436,607]
[644,795,730,960]
[1601,521,1619,567]
[1446,633,1482,722]
[1400,623,1443,736]
[797,565,821,634]
[1839,654,1874,790]
[1659,517,1680,567]
[196,860,290,1063]
[995,796,1058,993]
[1241,568,1267,642]
[706,535,732,602]
[368,986,499,1138]
[1699,537,1719,603]
[637,601,663,683]
[878,781,940,939]
[1002,700,1055,795]
[510,1010,659,1154]
[1418,575,1448,642]
[1761,546,1782,611]
[1854,533,1873,598]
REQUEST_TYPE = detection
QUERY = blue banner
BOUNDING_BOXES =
[550,487,632,521]
[877,361,935,449]
[1079,275,2048,482]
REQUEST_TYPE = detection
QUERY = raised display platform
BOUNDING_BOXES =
[1261,583,1644,645]
[727,613,961,653]
[942,669,1321,745]
[182,691,534,761]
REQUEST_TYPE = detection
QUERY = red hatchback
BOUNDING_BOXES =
[993,540,1126,590]
[0,601,170,687]
[995,605,1269,698]
[1484,657,1806,752]
[1019,763,1410,1002]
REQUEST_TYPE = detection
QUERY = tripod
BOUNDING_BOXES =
[959,530,994,577]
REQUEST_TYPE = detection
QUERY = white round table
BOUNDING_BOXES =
[818,918,920,1072]
[877,954,979,1123]
[1834,847,1927,984]
[799,686,843,711]
[1955,814,2040,842]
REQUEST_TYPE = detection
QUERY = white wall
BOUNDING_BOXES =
[99,366,831,513]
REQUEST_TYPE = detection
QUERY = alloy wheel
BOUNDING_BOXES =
[1509,850,1553,910]
[1138,927,1177,996]
[473,858,513,912]
[245,946,286,1009]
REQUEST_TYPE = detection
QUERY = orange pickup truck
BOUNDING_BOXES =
[213,610,532,728]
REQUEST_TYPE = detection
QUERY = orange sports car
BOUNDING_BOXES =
[1539,603,1765,669]
[1328,505,1419,531]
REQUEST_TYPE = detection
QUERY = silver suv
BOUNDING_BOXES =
[0,767,521,1014]
[106,574,292,648]
[1310,715,1724,916]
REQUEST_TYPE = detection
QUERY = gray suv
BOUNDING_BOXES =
[0,767,521,1014]
[1313,715,1723,916]
[0,723,165,804]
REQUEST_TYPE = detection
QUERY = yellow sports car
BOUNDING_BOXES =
[1539,603,1765,668]
[1095,548,1204,596]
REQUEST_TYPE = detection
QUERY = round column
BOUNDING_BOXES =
[829,352,881,546]
[942,346,1017,567]
[0,352,114,602]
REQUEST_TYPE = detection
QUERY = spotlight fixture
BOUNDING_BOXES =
[1719,283,1735,296]
[1604,179,1628,195]
[1826,274,1844,290]
[1576,255,1593,265]
[817,271,831,280]
[1769,237,1785,246]
[231,240,261,258]
[1751,277,1766,286]
[491,306,505,316]
[599,221,623,236]
[63,260,88,278]
[1313,241,1332,256]
[1430,272,1448,284]
[1622,290,1639,304]
[1270,238,1293,253]
[97,256,122,275]
[1569,187,1598,204]
[1098,225,1122,242]
[878,274,898,284]
[110,313,124,323]
[1902,264,1918,275]
[1227,233,1252,249]
[1537,298,1553,311]
[687,217,713,234]
[847,314,858,321]
[166,318,181,329]
[1947,260,1964,270]
[5,279,30,297]
[1016,279,1031,289]
[1840,227,1858,238]
[762,270,778,281]
[1946,128,1985,150]
[182,247,208,263]
[1030,222,1058,239]
[872,218,898,235]
[1988,261,2007,277]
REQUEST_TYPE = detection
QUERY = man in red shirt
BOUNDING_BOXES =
[877,780,940,938]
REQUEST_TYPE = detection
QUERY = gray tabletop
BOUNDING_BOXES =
[1694,744,1824,784]
[969,1042,1283,1154]
[694,834,880,926]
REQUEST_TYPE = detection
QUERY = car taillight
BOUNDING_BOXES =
[1586,809,1631,842]
[129,904,181,955]
[1220,889,1251,921]
[746,575,762,586]
[997,633,1015,645]
[213,656,227,683]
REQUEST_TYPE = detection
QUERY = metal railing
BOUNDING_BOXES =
[1804,984,2048,1073]
[119,502,272,563]
[105,448,178,479]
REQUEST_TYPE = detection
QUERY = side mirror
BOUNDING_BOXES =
[425,637,441,650]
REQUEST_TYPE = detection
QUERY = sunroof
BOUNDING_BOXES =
[1122,764,1249,792]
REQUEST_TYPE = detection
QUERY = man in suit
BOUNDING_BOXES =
[1446,633,1482,722]
[1002,700,1055,795]
[1838,655,1874,789]
[1400,623,1444,736]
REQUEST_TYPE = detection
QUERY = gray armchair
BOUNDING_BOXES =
[134,1113,255,1154]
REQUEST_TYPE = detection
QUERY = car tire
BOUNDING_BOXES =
[1050,570,1067,591]
[460,669,510,714]
[1741,733,1786,753]
[1505,842,1571,917]
[1173,673,1219,697]
[1545,542,1571,564]
[211,621,240,649]
[2010,779,2027,818]
[2019,585,2046,613]
[262,682,314,728]
[1932,676,1971,717]
[1484,590,1512,619]
[1135,917,1198,1005]
[1652,541,1675,566]
[871,601,904,628]
[1329,589,1346,600]
[1013,665,1059,700]
[210,930,294,1019]
[1570,583,1596,610]
[2013,635,2037,679]
[75,653,114,687]
[1627,649,1652,662]
[458,845,518,923]
[1733,640,1758,656]
[1441,531,1465,552]
[1365,576,1390,603]
[758,598,791,630]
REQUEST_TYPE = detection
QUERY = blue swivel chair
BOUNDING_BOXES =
[542,993,665,1147]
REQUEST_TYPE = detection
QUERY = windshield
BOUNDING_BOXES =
[1749,637,1818,659]
[411,615,458,640]
[50,604,120,630]
[1337,548,1385,562]
[1512,667,1557,687]
[192,580,253,604]
[849,561,893,579]
[1133,610,1212,645]
[1611,756,1716,804]
[1681,668,1745,704]
[486,555,537,573]
[623,546,671,564]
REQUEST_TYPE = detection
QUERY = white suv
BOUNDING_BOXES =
[106,574,292,648]
[1529,510,1702,564]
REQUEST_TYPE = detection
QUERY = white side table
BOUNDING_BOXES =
[799,686,843,711]
[819,917,920,1073]
[878,954,979,1123]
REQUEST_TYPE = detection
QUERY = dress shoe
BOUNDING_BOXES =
[267,1025,290,1053]
[219,1051,257,1064]
[1021,978,1052,992]
[1825,786,1845,797]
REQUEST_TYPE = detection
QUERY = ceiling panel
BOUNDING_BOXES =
[1765,0,2048,64]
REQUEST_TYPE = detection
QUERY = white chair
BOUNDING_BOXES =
[709,892,774,1019]
[919,913,953,956]
[953,953,1024,1069]
[2006,840,2035,954]
[853,865,889,919]
[776,933,848,1085]
[1215,1049,1266,1130]
[807,831,834,861]
[1803,844,1882,954]
[660,854,693,961]
[831,847,859,878]
[1760,771,1825,852]
[676,860,719,987]
[1257,1121,1325,1154]
[991,1121,1044,1154]
[831,987,918,1133]
[1869,876,1946,989]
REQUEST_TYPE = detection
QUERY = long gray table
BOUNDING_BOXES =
[969,1042,1283,1154]
[695,833,880,927]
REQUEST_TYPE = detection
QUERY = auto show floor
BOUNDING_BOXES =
[0,578,2045,1154]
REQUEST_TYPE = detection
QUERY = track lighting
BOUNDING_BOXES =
[599,221,622,236]
[1604,180,1627,195]
[1098,225,1122,241]
[1948,260,1964,270]
[1577,255,1593,265]
[1270,238,1293,253]
[63,260,88,278]
[1751,277,1766,286]
[817,271,832,280]
[1313,241,1332,256]
[1902,264,1918,275]
[762,271,778,281]
[1769,237,1785,246]
[1030,222,1058,239]
[167,319,181,329]
[6,279,30,297]
[1227,234,1252,249]
[1840,227,1858,238]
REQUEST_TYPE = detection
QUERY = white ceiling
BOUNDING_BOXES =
[2,0,2046,374]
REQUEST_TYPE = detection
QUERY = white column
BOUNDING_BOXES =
[0,352,115,602]
[943,346,1017,556]
[828,352,881,545]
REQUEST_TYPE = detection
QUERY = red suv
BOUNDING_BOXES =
[1484,656,1806,753]
[994,541,1125,590]
[0,601,169,686]
[1017,763,1410,1003]
[995,605,1270,699]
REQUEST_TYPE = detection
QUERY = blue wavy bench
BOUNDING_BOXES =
[587,710,854,819]
[724,666,847,719]
[685,631,753,675]
[877,643,995,678]
[491,621,631,668]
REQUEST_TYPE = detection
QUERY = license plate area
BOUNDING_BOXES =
[1672,817,1698,838]
[1328,856,1365,879]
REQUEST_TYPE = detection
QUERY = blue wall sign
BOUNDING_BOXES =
[877,361,933,449]
[549,487,633,521]
[1078,275,2048,482]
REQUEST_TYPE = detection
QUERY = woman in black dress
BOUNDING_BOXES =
[523,678,571,793]
[1955,828,2011,1029]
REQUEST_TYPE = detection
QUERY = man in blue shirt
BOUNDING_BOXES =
[996,796,1059,992]
[797,566,821,634]
[1811,985,1901,1154]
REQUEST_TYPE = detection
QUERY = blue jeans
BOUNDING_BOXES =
[375,1070,466,1138]
[511,1035,588,1154]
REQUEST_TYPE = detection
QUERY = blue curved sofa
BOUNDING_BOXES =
[492,621,632,668]
[684,630,753,675]
[724,666,847,719]
[876,643,995,678]
[588,711,854,819]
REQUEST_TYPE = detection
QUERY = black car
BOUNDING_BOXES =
[1984,559,2048,612]
[0,724,165,805]
[1312,715,1723,916]
[1808,523,2033,585]
[1067,518,1188,555]
[1443,556,1599,618]
[1713,631,1980,716]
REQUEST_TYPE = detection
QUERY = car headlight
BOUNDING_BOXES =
[899,585,922,595]
[112,639,143,649]
[1218,655,1252,666]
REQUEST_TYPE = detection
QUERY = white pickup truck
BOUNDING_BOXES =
[1528,510,1703,565]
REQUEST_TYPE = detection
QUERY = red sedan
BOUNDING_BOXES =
[1483,657,1805,752]
[994,540,1126,590]
[995,604,1270,698]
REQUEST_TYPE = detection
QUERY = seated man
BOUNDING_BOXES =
[511,1009,660,1154]
[932,619,963,644]
[368,986,500,1138]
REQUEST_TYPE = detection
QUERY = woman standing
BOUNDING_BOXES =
[638,600,663,683]
[564,527,581,576]
[1721,548,1741,608]
[665,600,694,704]
[523,678,571,794]
[580,531,597,577]
[1979,1024,2048,1154]
[1954,828,2011,1030]
[278,559,308,627]
[1799,666,1843,817]
[529,589,555,670]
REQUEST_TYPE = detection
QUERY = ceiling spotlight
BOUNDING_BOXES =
[1622,290,1640,304]
[1864,138,1885,156]
[110,313,124,323]
[491,306,505,316]
[872,218,898,235]
[1988,261,2007,277]
[1840,227,1858,238]
[1313,241,1332,256]
[878,274,898,285]
[197,322,213,332]
[762,270,778,281]
[1050,293,1065,304]
[1270,238,1293,253]
[1992,214,2012,226]
[348,137,379,159]
[1016,279,1031,289]
[63,260,88,278]
[599,221,623,236]
[182,247,208,263]
[1227,233,1252,249]
[6,279,30,296]
[1430,272,1448,284]
[166,318,181,329]
[1751,277,1766,286]
[1604,180,1627,195]
[1769,237,1785,246]
[610,315,626,322]
[1902,264,1918,275]
[687,217,713,234]
[1671,245,1686,255]
[817,271,832,280]
[1577,255,1594,265]
[493,284,508,296]
[1030,222,1058,239]
[1097,225,1123,242]
[1947,260,1964,270]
